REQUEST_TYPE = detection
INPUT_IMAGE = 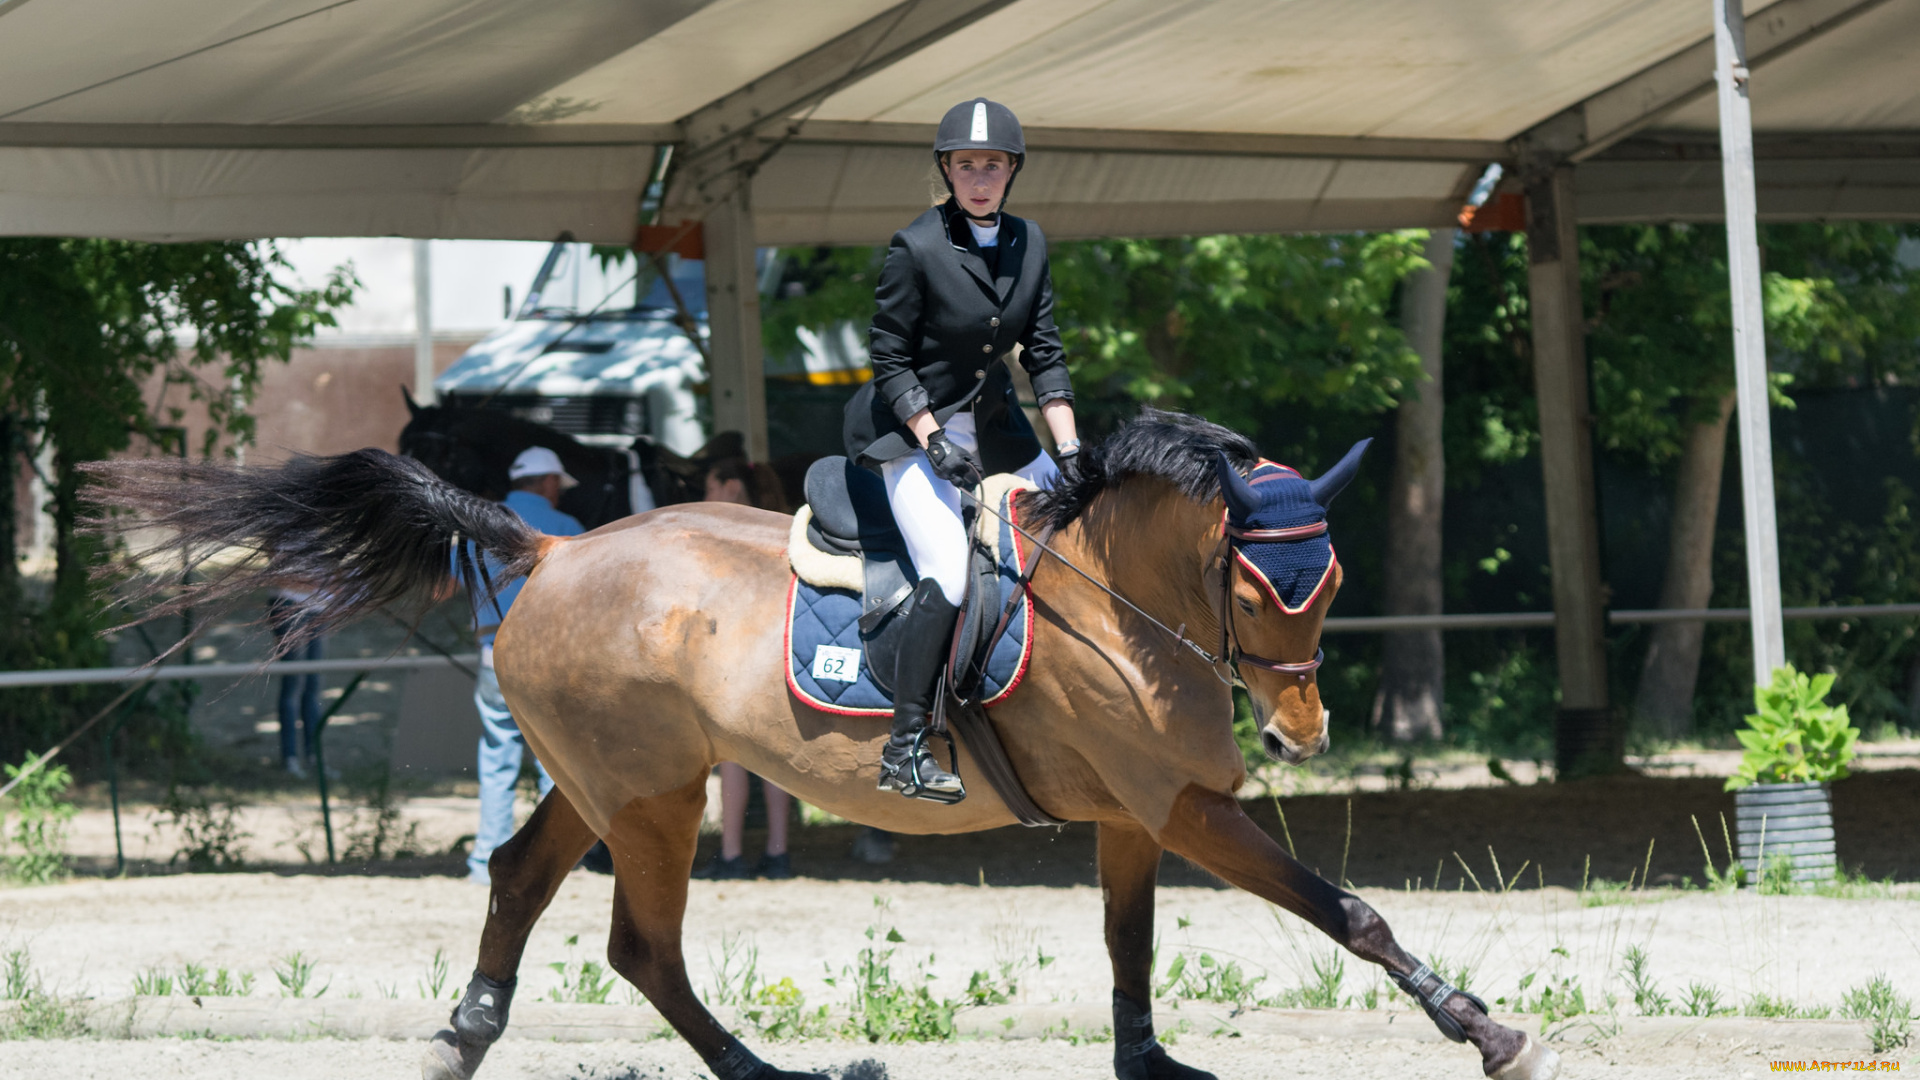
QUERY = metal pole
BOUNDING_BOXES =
[313,670,368,865]
[413,239,436,406]
[1714,0,1787,682]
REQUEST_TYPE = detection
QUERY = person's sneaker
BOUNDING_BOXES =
[755,852,793,880]
[284,756,306,779]
[691,853,749,880]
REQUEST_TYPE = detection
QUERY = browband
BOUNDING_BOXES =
[1224,521,1328,543]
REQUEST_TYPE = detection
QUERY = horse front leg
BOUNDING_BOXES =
[423,788,599,1080]
[1097,821,1217,1080]
[1155,786,1560,1080]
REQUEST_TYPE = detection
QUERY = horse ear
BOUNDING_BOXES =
[1309,438,1373,509]
[1214,452,1260,522]
[402,385,419,416]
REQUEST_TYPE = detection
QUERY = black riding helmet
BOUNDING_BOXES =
[934,97,1025,219]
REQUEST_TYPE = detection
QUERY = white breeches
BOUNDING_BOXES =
[882,412,1061,607]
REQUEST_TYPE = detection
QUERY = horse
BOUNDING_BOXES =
[85,408,1557,1080]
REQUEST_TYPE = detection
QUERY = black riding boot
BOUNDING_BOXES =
[878,579,965,802]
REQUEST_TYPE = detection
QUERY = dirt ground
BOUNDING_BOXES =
[0,1029,1860,1080]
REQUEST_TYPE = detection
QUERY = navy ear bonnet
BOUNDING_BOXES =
[1214,440,1370,615]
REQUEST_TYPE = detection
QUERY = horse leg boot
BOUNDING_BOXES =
[423,789,599,1080]
[1156,786,1560,1080]
[1098,821,1217,1080]
[603,775,827,1080]
[878,579,964,802]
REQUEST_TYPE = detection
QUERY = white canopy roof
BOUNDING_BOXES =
[0,0,1913,243]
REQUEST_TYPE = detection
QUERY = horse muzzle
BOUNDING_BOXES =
[1260,717,1330,764]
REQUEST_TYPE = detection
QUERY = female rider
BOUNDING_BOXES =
[843,98,1080,802]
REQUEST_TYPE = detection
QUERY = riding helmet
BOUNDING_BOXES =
[934,97,1025,209]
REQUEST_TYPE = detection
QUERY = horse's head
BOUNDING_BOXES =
[1213,440,1369,765]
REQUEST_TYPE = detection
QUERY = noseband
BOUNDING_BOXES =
[1214,520,1327,682]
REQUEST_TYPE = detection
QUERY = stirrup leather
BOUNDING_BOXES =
[1389,962,1487,1043]
[878,728,966,804]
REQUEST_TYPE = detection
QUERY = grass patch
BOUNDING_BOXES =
[0,948,87,1039]
[1840,975,1913,1054]
[132,963,255,997]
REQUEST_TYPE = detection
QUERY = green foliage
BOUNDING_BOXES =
[1841,974,1913,1054]
[157,786,250,871]
[0,238,353,770]
[1690,814,1746,891]
[419,948,452,1001]
[132,964,254,997]
[834,912,957,1043]
[701,933,830,1041]
[0,948,86,1039]
[1155,951,1268,1008]
[1681,980,1731,1018]
[1269,951,1346,1010]
[1726,665,1859,790]
[761,247,886,362]
[1050,232,1429,434]
[271,951,327,999]
[547,934,616,1004]
[1744,993,1829,1020]
[2,751,74,884]
[1620,946,1669,1016]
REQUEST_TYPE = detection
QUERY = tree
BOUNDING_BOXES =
[1582,222,1920,739]
[1047,232,1430,433]
[1373,229,1455,742]
[0,238,352,763]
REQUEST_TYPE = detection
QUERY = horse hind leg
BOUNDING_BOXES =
[602,773,827,1080]
[1156,787,1560,1080]
[1097,821,1217,1080]
[423,788,599,1080]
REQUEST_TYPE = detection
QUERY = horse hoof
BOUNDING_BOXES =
[1489,1035,1559,1080]
[421,1030,489,1080]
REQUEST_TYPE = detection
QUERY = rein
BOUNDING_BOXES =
[965,490,1325,687]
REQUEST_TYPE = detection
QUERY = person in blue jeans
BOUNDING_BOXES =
[452,446,584,886]
[268,588,324,778]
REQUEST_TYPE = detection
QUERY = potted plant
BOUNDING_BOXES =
[1725,665,1858,886]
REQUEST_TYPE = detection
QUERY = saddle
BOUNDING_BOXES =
[792,456,1017,701]
[785,455,1062,827]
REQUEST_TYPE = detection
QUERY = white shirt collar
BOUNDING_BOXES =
[965,215,1000,248]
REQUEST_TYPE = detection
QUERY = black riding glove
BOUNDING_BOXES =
[925,429,984,488]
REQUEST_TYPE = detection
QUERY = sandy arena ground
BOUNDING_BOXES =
[0,871,1913,1078]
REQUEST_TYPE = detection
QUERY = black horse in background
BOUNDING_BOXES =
[398,388,758,527]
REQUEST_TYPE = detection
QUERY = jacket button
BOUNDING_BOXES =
[990,317,1000,327]
[981,343,993,353]
[975,369,986,379]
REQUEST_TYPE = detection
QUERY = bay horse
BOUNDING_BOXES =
[85,409,1556,1080]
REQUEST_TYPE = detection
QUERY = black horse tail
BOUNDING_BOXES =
[83,448,550,656]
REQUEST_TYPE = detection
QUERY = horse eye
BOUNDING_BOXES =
[1238,597,1258,616]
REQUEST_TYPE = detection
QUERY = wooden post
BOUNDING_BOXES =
[1526,165,1618,777]
[1714,0,1787,684]
[702,179,769,463]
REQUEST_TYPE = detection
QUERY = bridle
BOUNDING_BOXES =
[966,492,1326,688]
[1214,520,1329,680]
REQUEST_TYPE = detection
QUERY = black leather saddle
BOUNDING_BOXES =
[802,455,1004,699]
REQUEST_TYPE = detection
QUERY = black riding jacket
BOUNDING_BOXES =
[843,200,1073,471]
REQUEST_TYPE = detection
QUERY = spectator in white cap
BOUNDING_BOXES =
[450,444,584,886]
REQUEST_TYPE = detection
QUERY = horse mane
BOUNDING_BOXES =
[1027,407,1259,529]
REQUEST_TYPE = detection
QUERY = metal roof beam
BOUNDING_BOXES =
[672,0,1016,199]
[1513,0,1893,165]
[0,122,676,150]
[789,120,1507,163]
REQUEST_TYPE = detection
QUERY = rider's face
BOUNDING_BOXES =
[943,150,1013,218]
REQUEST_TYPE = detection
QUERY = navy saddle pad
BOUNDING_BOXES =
[786,481,1035,717]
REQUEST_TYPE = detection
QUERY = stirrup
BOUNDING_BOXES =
[878,728,966,804]
[1389,962,1487,1043]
